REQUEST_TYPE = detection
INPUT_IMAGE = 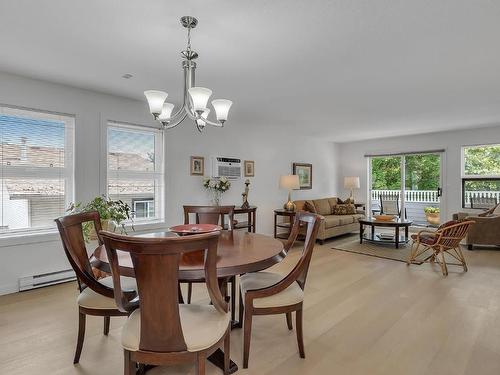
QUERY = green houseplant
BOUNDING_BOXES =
[67,195,133,242]
[424,206,440,226]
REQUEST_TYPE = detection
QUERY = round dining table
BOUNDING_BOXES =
[91,230,285,374]
[92,230,286,280]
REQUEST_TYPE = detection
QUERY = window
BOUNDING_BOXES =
[107,122,164,223]
[132,198,155,219]
[462,144,500,208]
[0,106,74,235]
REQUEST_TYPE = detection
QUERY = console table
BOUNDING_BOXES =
[230,206,257,232]
[274,209,296,239]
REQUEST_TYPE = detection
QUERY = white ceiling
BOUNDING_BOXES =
[1,0,500,142]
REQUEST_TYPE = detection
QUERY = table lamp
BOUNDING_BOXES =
[279,175,300,211]
[344,176,360,202]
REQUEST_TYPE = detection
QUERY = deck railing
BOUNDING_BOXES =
[371,189,500,205]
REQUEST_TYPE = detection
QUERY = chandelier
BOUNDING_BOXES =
[144,16,233,132]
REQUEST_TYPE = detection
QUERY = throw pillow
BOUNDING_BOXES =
[332,204,356,215]
[304,200,317,213]
[338,197,354,205]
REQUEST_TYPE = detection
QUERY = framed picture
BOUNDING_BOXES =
[190,156,204,176]
[244,160,255,177]
[292,162,312,189]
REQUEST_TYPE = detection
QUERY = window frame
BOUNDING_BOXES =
[0,105,75,236]
[461,144,500,209]
[106,121,164,224]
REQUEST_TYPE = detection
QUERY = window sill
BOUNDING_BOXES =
[0,221,167,248]
[124,220,167,234]
[0,230,61,248]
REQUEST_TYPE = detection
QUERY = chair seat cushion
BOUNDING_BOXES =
[240,272,304,309]
[99,276,137,292]
[122,305,230,352]
[77,276,137,310]
[411,233,437,245]
[77,287,117,310]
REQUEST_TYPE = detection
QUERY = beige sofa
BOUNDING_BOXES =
[453,204,500,249]
[294,197,364,244]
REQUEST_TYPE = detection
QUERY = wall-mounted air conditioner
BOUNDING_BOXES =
[211,157,241,180]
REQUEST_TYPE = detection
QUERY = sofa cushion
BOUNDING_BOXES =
[324,216,341,228]
[332,204,356,215]
[313,199,331,216]
[324,215,356,227]
[304,200,317,213]
[328,198,338,211]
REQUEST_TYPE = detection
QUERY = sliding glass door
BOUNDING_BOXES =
[369,152,443,227]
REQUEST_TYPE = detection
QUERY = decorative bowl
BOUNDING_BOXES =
[169,224,222,235]
[373,215,396,221]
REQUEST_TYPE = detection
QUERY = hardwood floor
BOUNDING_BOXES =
[2,236,500,374]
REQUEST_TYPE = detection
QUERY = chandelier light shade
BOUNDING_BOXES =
[188,87,212,113]
[158,102,175,121]
[144,90,168,115]
[143,16,233,132]
[211,99,233,122]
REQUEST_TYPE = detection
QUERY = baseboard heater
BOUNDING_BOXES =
[19,269,76,291]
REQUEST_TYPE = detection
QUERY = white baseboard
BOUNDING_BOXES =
[0,283,19,296]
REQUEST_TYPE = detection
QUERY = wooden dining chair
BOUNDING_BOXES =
[55,211,137,364]
[182,205,236,314]
[100,230,231,375]
[407,220,475,276]
[239,211,322,368]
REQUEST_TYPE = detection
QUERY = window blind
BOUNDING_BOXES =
[107,122,164,222]
[0,106,74,235]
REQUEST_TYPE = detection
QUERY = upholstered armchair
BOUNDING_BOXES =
[453,205,500,249]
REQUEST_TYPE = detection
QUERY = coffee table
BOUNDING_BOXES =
[359,217,413,248]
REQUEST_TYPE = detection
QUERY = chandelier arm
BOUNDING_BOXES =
[204,118,223,127]
[164,112,188,129]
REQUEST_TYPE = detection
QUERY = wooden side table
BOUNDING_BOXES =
[274,209,296,239]
[232,206,257,232]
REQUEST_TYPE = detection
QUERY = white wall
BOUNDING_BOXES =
[337,125,500,221]
[0,71,339,295]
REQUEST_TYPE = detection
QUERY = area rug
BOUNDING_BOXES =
[331,237,423,264]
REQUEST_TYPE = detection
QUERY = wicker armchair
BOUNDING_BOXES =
[407,220,475,276]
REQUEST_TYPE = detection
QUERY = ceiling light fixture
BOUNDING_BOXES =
[144,16,233,132]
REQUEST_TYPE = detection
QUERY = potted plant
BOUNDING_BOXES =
[67,195,133,242]
[424,206,440,226]
[203,177,231,205]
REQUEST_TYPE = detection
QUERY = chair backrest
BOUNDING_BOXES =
[436,220,475,249]
[470,196,498,209]
[281,211,323,290]
[55,211,113,298]
[380,193,400,216]
[100,230,228,353]
[183,205,235,230]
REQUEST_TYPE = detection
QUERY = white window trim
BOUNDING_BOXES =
[0,105,75,238]
[461,144,500,179]
[106,121,165,225]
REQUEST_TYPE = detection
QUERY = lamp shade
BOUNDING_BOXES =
[188,87,212,112]
[344,176,360,189]
[279,175,300,190]
[158,102,175,121]
[144,90,168,115]
[211,99,233,122]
